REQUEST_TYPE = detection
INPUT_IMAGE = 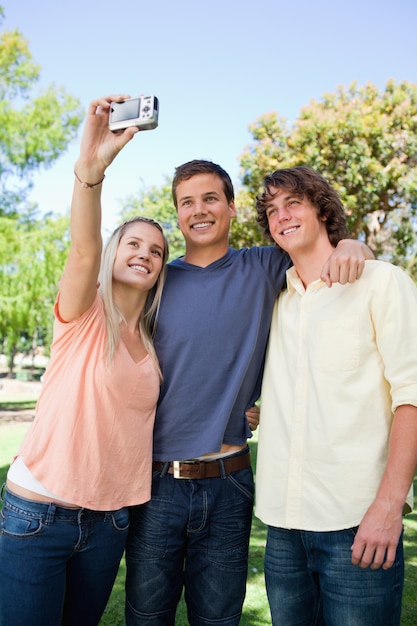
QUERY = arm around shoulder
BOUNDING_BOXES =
[320,239,375,287]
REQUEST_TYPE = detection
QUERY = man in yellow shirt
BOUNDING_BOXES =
[255,166,417,625]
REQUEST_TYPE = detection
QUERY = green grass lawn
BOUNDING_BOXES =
[1,425,416,624]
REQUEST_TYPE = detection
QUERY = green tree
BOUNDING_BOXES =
[0,211,70,377]
[240,80,417,276]
[0,6,83,372]
[229,188,268,248]
[0,7,84,216]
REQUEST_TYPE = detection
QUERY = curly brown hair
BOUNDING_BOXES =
[256,166,349,247]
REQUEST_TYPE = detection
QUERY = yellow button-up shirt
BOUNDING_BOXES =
[256,261,417,531]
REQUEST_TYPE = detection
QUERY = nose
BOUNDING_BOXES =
[138,247,150,260]
[276,206,291,222]
[193,200,207,216]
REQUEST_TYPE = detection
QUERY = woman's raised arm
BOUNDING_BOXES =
[58,95,138,321]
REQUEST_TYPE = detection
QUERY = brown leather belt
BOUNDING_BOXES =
[153,451,251,479]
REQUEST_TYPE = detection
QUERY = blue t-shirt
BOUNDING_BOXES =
[153,246,291,460]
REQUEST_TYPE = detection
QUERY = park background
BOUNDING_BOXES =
[1,0,417,623]
[2,0,417,234]
[1,0,417,375]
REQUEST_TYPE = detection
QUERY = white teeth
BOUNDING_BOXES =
[131,265,148,273]
[282,226,298,235]
[192,222,212,229]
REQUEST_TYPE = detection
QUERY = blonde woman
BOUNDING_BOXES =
[0,95,169,626]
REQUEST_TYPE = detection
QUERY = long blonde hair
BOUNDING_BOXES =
[98,217,169,374]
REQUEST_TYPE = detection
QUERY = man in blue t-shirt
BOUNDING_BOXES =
[125,160,372,625]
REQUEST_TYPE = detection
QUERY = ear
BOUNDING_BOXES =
[229,200,236,218]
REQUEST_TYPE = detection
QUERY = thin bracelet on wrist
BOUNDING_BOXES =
[74,169,105,189]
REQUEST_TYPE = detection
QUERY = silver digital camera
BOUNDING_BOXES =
[109,95,159,132]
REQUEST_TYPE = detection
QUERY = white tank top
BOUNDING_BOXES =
[7,456,75,504]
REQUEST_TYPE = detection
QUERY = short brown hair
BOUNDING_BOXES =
[256,166,349,246]
[172,160,234,208]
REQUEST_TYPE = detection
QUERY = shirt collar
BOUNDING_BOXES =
[286,266,326,295]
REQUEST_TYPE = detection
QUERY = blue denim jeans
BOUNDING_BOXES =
[264,525,404,626]
[125,448,254,625]
[0,486,129,626]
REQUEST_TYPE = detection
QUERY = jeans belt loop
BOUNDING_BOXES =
[218,457,226,479]
[160,461,170,478]
[45,503,57,525]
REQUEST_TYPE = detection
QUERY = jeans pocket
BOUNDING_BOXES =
[110,507,130,532]
[226,467,255,503]
[1,506,43,538]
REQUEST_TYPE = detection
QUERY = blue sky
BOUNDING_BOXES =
[3,0,417,233]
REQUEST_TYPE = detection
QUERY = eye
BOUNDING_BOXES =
[128,240,139,247]
[151,249,162,257]
[267,208,277,218]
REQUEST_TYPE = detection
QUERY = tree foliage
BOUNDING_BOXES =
[229,188,268,248]
[240,80,417,277]
[0,7,82,372]
[0,8,84,216]
[0,212,70,375]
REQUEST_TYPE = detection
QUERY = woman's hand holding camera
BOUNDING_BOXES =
[75,95,139,186]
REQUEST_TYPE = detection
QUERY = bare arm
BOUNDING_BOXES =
[59,95,138,321]
[351,404,417,569]
[320,240,375,288]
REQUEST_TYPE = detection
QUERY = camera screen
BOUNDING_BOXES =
[111,99,141,122]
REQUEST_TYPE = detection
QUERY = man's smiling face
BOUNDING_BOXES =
[265,187,328,257]
[176,173,236,255]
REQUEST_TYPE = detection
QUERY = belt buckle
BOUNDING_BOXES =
[173,461,189,479]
